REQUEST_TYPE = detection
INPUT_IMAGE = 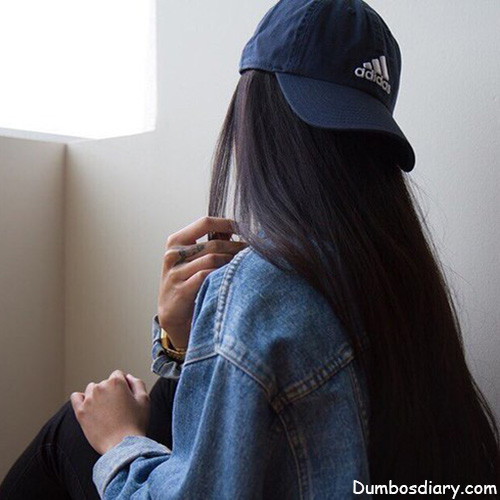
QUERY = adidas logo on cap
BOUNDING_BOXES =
[354,55,392,95]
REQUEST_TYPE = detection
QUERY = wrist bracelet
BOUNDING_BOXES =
[160,328,187,361]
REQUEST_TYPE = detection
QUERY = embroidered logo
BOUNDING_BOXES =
[354,55,391,95]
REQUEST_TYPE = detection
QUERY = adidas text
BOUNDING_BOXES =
[354,55,392,94]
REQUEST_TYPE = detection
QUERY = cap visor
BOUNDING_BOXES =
[276,72,416,172]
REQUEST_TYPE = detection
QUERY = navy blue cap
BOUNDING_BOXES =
[239,0,416,172]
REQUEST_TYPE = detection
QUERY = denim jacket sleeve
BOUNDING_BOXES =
[92,251,278,499]
[150,314,184,381]
[93,245,371,499]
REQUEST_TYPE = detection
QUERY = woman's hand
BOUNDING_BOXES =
[158,216,247,349]
[71,370,150,455]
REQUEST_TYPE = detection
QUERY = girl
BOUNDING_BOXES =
[1,0,498,498]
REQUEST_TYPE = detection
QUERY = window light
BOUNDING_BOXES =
[0,0,156,139]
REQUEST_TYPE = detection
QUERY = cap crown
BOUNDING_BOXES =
[239,0,402,113]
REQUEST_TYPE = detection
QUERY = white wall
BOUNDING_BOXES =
[0,137,65,479]
[0,0,498,481]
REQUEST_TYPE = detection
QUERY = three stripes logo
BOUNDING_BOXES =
[354,55,391,95]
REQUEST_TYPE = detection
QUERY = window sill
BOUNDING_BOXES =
[0,127,90,144]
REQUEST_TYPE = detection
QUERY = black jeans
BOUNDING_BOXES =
[0,377,178,500]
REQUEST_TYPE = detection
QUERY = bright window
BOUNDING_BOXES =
[0,0,156,139]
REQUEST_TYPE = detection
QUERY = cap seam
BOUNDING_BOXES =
[289,0,326,68]
[359,7,399,110]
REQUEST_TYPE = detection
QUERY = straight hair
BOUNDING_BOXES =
[208,69,499,493]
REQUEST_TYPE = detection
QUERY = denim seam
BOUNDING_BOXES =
[214,246,253,346]
[182,348,273,408]
[263,415,286,465]
[181,341,213,357]
[216,347,272,402]
[347,362,370,447]
[183,351,218,366]
[278,412,306,500]
[273,344,355,411]
[217,331,276,390]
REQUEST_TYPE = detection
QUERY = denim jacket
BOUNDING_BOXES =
[93,245,372,499]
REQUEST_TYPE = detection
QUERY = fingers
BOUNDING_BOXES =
[164,243,208,269]
[166,216,237,248]
[108,369,131,392]
[70,392,84,414]
[109,369,127,381]
[212,232,232,241]
[125,374,148,399]
[163,239,247,272]
[83,371,128,398]
[85,382,96,399]
[184,267,220,290]
[72,370,136,417]
[170,253,233,281]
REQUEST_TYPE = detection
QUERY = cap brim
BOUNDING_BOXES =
[275,72,416,172]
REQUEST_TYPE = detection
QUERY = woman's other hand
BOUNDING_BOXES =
[158,216,247,350]
[71,370,150,455]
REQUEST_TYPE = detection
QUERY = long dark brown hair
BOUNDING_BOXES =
[208,69,499,493]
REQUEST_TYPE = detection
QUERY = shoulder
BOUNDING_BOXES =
[189,246,359,406]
